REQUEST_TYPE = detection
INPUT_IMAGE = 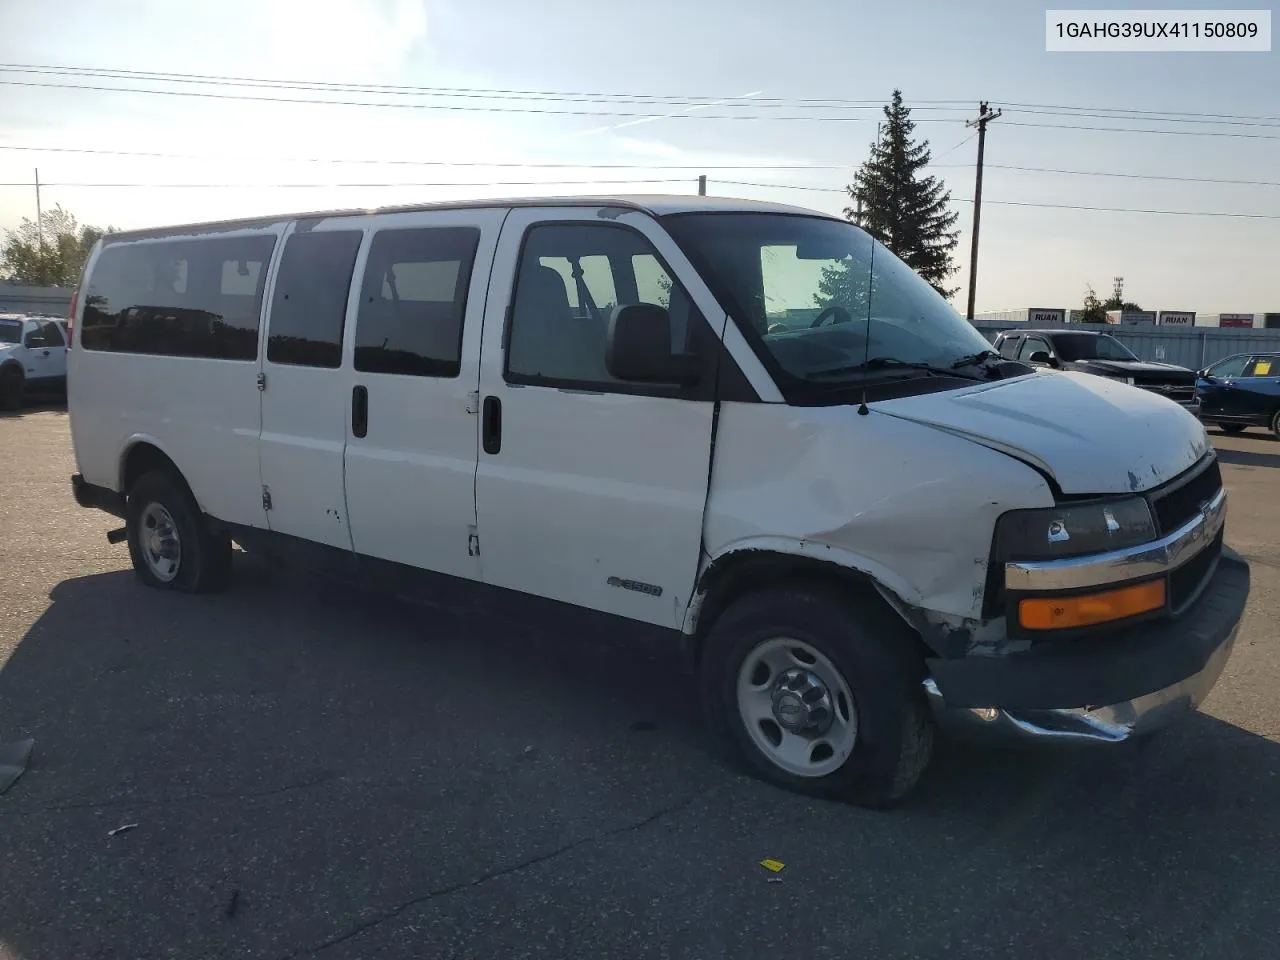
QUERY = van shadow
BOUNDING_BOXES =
[0,398,67,420]
[2,563,1279,958]
[0,562,713,958]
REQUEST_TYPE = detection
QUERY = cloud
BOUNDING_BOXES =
[265,0,430,76]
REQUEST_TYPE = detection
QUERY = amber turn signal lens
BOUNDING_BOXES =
[1019,580,1166,630]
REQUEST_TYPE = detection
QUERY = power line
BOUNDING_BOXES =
[0,79,969,122]
[1003,120,1280,141]
[0,143,851,170]
[0,63,978,108]
[9,65,1280,129]
[715,181,1280,218]
[0,178,696,189]
[1004,106,1280,130]
[985,164,1280,188]
[994,100,1280,124]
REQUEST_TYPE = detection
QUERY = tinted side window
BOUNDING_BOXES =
[506,223,705,386]
[1017,337,1049,361]
[1243,357,1276,377]
[1209,356,1249,379]
[354,227,480,378]
[41,321,65,346]
[997,335,1020,358]
[267,230,363,368]
[80,235,277,359]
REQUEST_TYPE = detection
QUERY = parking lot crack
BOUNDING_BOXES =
[285,784,718,959]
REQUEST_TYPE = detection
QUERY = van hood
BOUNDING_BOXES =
[872,370,1209,495]
[1066,358,1196,381]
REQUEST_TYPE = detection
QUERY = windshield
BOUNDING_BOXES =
[0,321,21,344]
[663,213,994,389]
[1053,333,1137,362]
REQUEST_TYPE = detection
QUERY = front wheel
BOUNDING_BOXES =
[1271,409,1280,441]
[0,366,23,411]
[699,586,934,808]
[126,471,232,592]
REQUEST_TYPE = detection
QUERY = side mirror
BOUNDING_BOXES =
[24,333,47,348]
[605,303,701,385]
[1028,350,1053,366]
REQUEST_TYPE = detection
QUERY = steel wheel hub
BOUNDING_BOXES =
[736,637,858,779]
[140,502,181,583]
[771,668,834,735]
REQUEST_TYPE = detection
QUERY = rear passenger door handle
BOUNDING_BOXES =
[351,385,369,439]
[482,395,501,455]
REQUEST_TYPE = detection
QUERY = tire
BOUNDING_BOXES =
[1217,423,1247,435]
[1271,409,1280,441]
[126,470,232,593]
[699,585,934,809]
[0,366,23,411]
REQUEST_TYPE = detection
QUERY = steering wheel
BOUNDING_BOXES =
[810,305,853,328]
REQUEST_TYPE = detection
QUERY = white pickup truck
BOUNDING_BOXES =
[65,195,1249,806]
[0,313,69,409]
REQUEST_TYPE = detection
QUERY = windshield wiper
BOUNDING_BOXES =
[804,356,986,381]
[950,349,1001,370]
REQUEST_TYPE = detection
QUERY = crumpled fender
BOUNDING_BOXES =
[687,402,1055,638]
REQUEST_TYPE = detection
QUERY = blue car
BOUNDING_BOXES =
[1196,352,1280,438]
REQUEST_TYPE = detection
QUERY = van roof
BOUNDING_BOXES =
[102,194,833,244]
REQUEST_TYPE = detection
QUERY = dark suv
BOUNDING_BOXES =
[993,329,1199,415]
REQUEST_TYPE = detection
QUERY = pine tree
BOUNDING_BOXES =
[843,90,961,299]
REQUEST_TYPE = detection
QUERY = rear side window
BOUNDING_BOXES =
[80,235,277,359]
[354,227,480,378]
[267,230,363,368]
[997,335,1020,358]
[40,321,65,346]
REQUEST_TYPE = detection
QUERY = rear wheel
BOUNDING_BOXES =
[699,585,934,808]
[1217,423,1247,435]
[0,366,23,411]
[126,471,231,592]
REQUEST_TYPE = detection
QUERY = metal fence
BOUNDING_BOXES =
[0,284,73,317]
[972,320,1280,370]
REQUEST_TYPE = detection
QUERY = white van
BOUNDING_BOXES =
[67,196,1249,806]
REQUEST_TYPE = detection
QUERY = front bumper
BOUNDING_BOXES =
[925,547,1249,744]
[71,473,125,518]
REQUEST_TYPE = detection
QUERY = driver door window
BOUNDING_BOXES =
[1208,356,1249,379]
[1017,337,1051,362]
[506,223,706,389]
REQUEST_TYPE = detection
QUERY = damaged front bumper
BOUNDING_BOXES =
[923,547,1249,744]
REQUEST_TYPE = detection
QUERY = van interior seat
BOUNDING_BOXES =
[510,264,609,381]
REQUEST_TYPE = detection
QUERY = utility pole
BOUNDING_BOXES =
[34,167,45,285]
[697,174,707,196]
[964,102,1001,321]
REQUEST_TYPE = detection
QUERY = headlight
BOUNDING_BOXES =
[994,497,1155,562]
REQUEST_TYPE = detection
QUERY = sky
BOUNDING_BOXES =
[0,0,1277,314]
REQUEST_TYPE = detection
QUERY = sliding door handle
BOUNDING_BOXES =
[351,385,369,438]
[482,395,502,454]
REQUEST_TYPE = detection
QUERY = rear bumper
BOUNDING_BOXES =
[71,473,125,518]
[925,547,1249,744]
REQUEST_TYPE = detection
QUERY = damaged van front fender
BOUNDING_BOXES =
[690,402,1056,640]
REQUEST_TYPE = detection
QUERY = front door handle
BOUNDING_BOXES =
[351,385,369,438]
[482,395,502,454]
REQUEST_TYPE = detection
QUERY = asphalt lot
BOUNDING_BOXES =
[2,405,1278,960]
